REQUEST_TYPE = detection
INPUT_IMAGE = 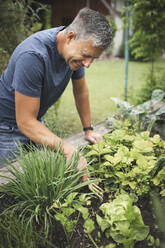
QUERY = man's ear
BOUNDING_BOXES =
[66,31,76,44]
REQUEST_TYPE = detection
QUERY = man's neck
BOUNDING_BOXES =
[56,30,65,58]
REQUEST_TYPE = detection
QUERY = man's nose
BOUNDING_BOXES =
[83,58,93,68]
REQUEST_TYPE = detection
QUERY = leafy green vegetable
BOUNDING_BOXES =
[53,192,79,242]
[84,128,165,198]
[152,158,165,196]
[106,90,165,137]
[96,193,149,248]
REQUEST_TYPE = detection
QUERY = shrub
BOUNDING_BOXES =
[0,48,10,75]
[132,67,165,105]
[0,0,44,55]
[129,0,165,62]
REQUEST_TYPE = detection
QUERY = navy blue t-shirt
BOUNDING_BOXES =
[0,26,85,126]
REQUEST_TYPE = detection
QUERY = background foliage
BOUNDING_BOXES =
[0,0,44,55]
[133,67,165,105]
[129,0,165,62]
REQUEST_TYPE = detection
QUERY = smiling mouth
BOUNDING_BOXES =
[68,59,82,69]
[72,61,82,69]
[74,60,81,65]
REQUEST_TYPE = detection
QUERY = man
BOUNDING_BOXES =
[0,7,112,179]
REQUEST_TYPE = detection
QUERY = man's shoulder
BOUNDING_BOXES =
[30,26,65,45]
[13,26,64,59]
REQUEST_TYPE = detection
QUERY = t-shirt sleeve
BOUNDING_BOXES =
[71,66,85,80]
[12,52,44,97]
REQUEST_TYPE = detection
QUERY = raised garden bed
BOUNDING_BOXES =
[0,122,165,248]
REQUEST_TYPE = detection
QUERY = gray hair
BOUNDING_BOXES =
[64,7,112,50]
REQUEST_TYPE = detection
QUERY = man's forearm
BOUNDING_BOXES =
[17,118,62,150]
[17,118,89,181]
[18,118,81,162]
[74,91,92,128]
[15,91,79,161]
[72,78,103,145]
[72,78,92,129]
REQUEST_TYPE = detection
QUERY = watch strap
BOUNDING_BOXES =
[83,125,94,132]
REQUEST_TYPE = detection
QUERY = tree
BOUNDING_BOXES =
[129,0,165,63]
[0,0,27,54]
[127,0,165,105]
[0,0,44,55]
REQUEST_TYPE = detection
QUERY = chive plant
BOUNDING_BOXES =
[0,212,40,248]
[0,145,91,238]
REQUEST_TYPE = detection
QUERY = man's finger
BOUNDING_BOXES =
[85,136,97,144]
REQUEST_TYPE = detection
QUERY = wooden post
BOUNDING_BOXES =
[86,0,90,8]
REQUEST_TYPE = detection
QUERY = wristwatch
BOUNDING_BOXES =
[83,125,94,132]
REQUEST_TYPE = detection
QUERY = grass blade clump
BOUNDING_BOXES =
[0,212,40,248]
[0,145,92,237]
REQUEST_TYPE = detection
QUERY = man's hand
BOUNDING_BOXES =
[84,130,103,144]
[62,141,89,182]
[76,156,89,182]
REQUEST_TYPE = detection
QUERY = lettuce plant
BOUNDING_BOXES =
[96,193,149,248]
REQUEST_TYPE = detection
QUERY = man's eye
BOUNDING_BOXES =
[83,54,91,58]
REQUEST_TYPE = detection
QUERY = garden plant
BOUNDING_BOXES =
[0,146,93,247]
[0,116,165,247]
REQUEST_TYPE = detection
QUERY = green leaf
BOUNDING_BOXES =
[65,192,78,205]
[54,213,67,226]
[160,189,165,196]
[86,150,100,157]
[84,218,95,234]
[96,214,110,232]
[152,167,165,185]
[133,140,153,153]
[122,181,136,190]
[61,207,75,217]
[130,224,149,241]
[104,155,114,163]
[77,206,89,220]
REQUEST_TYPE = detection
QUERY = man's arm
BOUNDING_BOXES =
[72,76,102,144]
[15,91,89,181]
[15,91,62,149]
[72,76,91,129]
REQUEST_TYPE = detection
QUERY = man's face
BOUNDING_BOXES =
[63,34,103,70]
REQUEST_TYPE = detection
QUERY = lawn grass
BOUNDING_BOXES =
[45,57,165,137]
